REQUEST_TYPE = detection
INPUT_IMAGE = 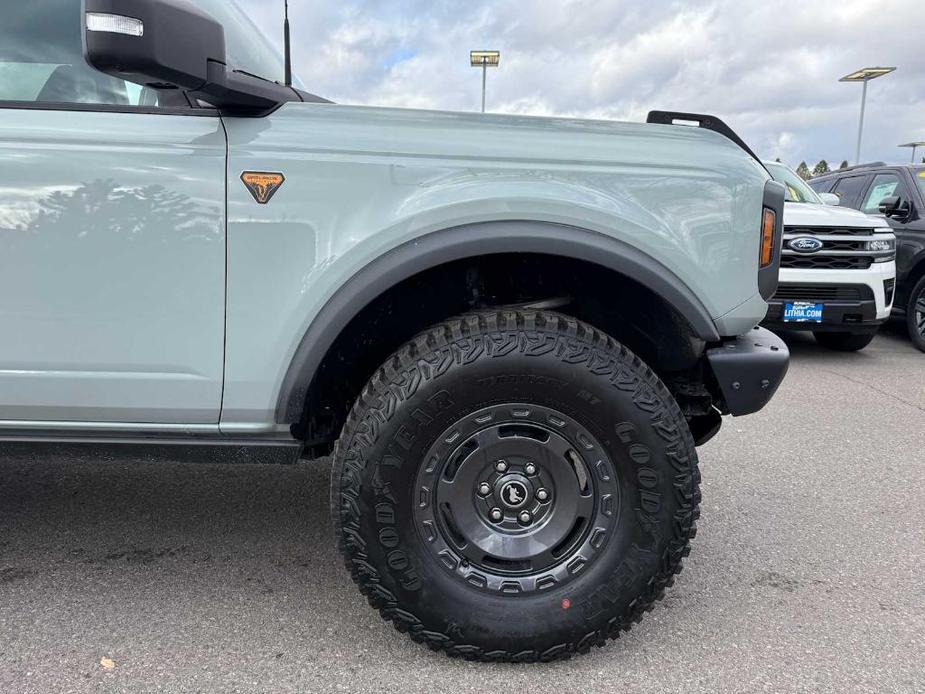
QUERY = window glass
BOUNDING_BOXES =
[831,176,870,208]
[766,163,823,204]
[807,178,830,193]
[0,0,175,107]
[1,0,294,107]
[860,173,908,213]
[915,168,925,201]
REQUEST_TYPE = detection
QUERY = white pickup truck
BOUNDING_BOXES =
[761,161,896,351]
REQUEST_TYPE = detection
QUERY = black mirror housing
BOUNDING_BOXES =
[84,0,299,113]
[878,195,899,214]
[877,195,910,219]
[84,0,226,92]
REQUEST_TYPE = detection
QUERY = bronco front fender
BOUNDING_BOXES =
[276,220,721,423]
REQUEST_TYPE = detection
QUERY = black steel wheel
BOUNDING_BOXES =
[908,275,925,353]
[331,310,701,661]
[414,403,619,595]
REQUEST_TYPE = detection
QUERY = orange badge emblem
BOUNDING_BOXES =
[241,172,285,204]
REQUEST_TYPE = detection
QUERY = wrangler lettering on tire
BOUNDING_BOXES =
[330,310,701,661]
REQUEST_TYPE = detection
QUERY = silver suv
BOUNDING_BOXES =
[0,0,789,660]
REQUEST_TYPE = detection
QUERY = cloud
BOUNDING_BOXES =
[238,0,925,167]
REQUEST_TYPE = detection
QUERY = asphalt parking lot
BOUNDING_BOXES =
[1,326,923,694]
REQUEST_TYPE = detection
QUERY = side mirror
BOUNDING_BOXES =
[878,195,910,219]
[84,0,225,93]
[878,196,900,214]
[84,0,292,112]
[819,193,840,206]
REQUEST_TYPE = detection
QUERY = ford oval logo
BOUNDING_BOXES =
[788,236,823,253]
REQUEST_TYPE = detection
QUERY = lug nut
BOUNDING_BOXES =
[518,510,532,524]
[536,488,549,502]
[495,460,508,473]
[490,508,504,522]
[524,463,537,476]
[478,482,491,496]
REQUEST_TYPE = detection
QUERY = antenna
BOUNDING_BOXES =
[284,0,292,87]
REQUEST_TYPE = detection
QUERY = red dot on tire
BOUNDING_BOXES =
[561,598,571,609]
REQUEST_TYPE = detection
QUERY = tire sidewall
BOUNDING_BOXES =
[907,277,925,352]
[334,315,697,653]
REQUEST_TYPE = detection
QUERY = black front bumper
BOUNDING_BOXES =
[762,299,884,334]
[706,327,790,416]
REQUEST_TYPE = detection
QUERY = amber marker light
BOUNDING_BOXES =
[760,208,776,267]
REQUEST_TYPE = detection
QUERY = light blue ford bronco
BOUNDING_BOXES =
[1,0,789,661]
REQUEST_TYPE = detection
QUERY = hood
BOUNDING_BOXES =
[783,201,886,228]
[273,102,766,179]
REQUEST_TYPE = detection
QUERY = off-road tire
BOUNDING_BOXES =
[330,310,701,662]
[812,331,876,352]
[906,275,925,353]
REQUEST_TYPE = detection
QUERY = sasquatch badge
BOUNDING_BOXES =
[241,171,285,204]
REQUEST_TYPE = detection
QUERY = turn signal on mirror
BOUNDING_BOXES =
[759,208,776,267]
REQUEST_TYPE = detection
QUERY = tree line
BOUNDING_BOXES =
[774,158,849,180]
[778,156,925,180]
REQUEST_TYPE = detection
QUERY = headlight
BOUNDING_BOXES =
[867,232,896,262]
[866,239,895,252]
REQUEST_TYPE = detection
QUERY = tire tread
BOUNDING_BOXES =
[330,310,701,662]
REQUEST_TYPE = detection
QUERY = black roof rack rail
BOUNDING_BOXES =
[647,110,764,171]
[816,161,886,177]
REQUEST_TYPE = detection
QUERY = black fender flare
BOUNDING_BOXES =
[276,220,720,423]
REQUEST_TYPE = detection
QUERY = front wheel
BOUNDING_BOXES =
[330,310,700,661]
[906,276,925,353]
[812,331,876,352]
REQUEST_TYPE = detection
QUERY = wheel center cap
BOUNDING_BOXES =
[499,480,529,509]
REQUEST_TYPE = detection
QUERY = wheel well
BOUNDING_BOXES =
[293,253,711,455]
[901,255,925,307]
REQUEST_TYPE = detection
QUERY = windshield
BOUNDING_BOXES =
[765,162,824,204]
[914,167,925,201]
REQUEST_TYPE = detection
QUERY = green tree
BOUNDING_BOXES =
[812,160,830,177]
[795,161,811,180]
[839,160,849,169]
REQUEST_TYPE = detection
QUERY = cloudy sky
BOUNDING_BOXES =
[239,0,923,169]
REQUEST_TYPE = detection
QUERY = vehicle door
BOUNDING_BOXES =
[857,171,923,288]
[0,0,227,425]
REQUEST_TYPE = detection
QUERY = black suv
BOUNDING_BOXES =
[810,164,925,351]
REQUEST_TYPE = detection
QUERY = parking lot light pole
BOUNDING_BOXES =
[839,67,895,165]
[899,142,925,163]
[470,51,500,113]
